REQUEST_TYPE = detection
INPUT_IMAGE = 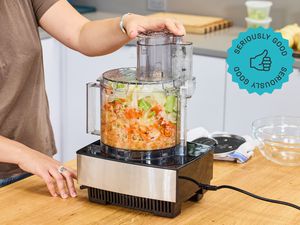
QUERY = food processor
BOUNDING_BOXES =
[77,31,213,217]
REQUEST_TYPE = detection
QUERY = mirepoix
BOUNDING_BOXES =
[101,82,179,151]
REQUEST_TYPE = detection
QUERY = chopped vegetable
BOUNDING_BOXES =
[248,9,268,20]
[116,83,125,89]
[148,111,156,118]
[124,108,142,119]
[151,105,162,115]
[101,83,178,151]
[164,95,176,113]
[138,98,152,111]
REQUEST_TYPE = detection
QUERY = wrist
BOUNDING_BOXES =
[120,13,137,38]
[120,13,131,35]
[11,140,37,167]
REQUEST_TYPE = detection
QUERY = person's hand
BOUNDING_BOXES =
[17,148,77,199]
[123,14,186,39]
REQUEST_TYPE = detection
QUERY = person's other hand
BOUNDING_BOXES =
[123,14,186,39]
[17,149,77,199]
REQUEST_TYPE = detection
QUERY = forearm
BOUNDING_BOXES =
[0,135,30,165]
[40,1,184,57]
[78,17,131,56]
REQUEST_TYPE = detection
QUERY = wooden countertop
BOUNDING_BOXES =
[1,151,300,225]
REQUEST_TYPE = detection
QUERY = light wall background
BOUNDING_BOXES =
[73,0,300,29]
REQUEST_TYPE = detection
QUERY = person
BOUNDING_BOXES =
[0,0,185,199]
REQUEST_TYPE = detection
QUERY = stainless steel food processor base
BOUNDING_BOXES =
[77,141,213,218]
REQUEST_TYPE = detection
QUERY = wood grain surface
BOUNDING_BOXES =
[1,151,300,225]
[149,13,232,34]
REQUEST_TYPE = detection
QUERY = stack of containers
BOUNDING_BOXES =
[245,1,273,28]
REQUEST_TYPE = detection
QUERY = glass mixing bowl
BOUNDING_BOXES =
[252,116,300,166]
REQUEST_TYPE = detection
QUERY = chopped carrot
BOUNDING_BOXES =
[124,108,143,119]
[151,105,162,115]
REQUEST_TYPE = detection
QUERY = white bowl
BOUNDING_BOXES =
[245,17,272,29]
[245,1,273,20]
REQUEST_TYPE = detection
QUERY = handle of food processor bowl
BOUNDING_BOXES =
[86,82,100,136]
[175,42,194,156]
[178,86,188,156]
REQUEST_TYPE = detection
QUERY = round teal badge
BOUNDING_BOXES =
[227,27,294,95]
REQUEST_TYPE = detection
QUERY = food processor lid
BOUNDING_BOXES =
[136,31,193,82]
[98,31,193,85]
[99,68,136,83]
[137,30,184,46]
[99,67,178,85]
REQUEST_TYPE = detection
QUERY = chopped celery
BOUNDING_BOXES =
[164,95,176,113]
[116,83,125,89]
[138,98,152,111]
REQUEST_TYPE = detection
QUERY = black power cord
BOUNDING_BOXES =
[179,176,300,211]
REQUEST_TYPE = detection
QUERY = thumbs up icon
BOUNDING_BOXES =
[250,49,272,71]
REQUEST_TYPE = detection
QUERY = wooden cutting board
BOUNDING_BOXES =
[149,12,232,34]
